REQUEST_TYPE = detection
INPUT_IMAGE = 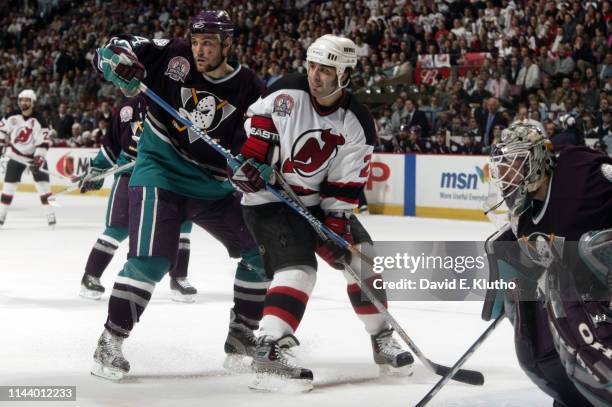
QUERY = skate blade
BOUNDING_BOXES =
[249,372,313,393]
[79,286,103,300]
[170,290,196,303]
[223,354,253,373]
[378,363,414,377]
[91,361,125,381]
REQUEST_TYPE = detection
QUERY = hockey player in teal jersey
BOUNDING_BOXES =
[89,11,269,380]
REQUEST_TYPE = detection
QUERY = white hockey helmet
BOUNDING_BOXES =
[18,89,36,103]
[306,34,358,89]
[559,113,576,129]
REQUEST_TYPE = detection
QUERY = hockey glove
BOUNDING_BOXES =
[316,213,353,270]
[227,155,274,193]
[79,162,106,193]
[29,156,45,176]
[97,46,145,96]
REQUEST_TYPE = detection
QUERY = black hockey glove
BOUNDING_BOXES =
[79,163,105,193]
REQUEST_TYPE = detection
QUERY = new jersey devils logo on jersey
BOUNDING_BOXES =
[178,87,236,143]
[282,129,345,177]
[14,126,33,145]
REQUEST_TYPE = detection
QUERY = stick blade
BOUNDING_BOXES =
[431,361,484,385]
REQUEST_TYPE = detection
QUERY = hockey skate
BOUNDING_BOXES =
[46,212,56,227]
[91,329,130,381]
[170,276,197,303]
[250,334,313,392]
[80,274,105,300]
[371,328,414,376]
[0,211,5,226]
[223,310,257,373]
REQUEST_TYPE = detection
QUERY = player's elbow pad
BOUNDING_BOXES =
[241,115,279,165]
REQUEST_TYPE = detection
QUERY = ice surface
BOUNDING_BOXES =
[0,193,551,406]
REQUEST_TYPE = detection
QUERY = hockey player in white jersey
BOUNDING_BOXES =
[228,34,413,391]
[0,89,55,227]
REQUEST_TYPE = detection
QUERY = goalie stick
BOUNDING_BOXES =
[139,82,485,386]
[416,315,504,406]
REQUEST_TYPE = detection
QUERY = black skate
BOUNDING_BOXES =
[0,210,6,226]
[250,334,313,392]
[46,212,56,227]
[80,274,105,300]
[91,329,130,381]
[170,276,197,303]
[371,328,414,375]
[223,310,258,373]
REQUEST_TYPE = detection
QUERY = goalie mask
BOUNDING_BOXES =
[487,121,555,217]
[306,34,358,92]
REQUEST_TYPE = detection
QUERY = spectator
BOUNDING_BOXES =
[391,98,430,138]
[598,52,612,81]
[516,54,541,91]
[95,101,112,126]
[544,120,557,139]
[486,69,511,102]
[477,97,507,146]
[595,110,612,139]
[469,78,493,105]
[429,129,450,154]
[50,103,74,140]
[549,44,576,85]
[460,132,483,155]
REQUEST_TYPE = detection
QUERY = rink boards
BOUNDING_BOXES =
[1,148,505,221]
[366,153,507,221]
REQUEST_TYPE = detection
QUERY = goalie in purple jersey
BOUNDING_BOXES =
[88,10,270,381]
[483,121,612,406]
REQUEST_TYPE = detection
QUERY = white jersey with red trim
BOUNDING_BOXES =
[0,112,49,163]
[241,73,376,213]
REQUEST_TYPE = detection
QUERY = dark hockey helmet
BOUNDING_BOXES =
[190,10,234,41]
[488,121,555,217]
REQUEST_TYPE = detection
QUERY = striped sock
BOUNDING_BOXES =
[169,234,190,279]
[232,260,270,330]
[260,266,316,339]
[85,235,121,278]
[346,275,389,335]
[105,261,161,337]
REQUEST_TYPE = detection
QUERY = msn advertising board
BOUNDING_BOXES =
[415,155,496,220]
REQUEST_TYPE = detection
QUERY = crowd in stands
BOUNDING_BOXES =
[0,0,611,155]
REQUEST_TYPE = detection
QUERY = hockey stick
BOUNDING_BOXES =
[416,314,504,406]
[138,83,370,262]
[52,161,135,196]
[140,83,485,385]
[8,155,65,180]
[273,170,485,386]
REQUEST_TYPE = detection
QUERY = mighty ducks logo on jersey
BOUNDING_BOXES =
[282,129,345,177]
[177,88,236,143]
